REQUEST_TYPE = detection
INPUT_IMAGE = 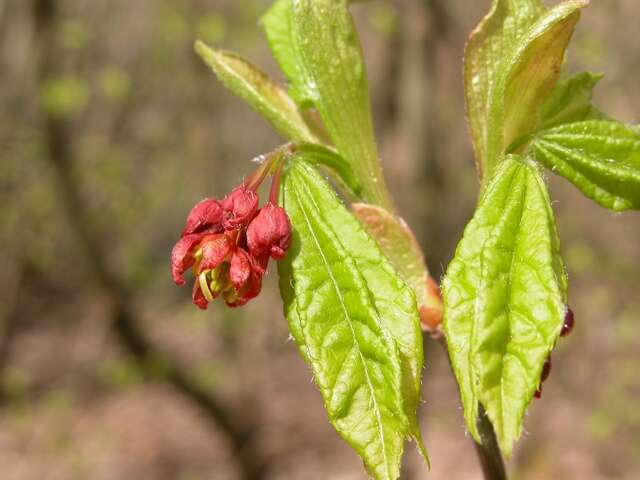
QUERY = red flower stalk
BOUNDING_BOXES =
[171,154,292,309]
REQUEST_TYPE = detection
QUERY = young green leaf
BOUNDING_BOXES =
[442,155,567,455]
[264,0,392,208]
[464,0,545,180]
[261,0,312,108]
[531,120,640,211]
[538,72,604,130]
[465,0,587,185]
[497,1,586,160]
[194,41,316,142]
[278,160,426,478]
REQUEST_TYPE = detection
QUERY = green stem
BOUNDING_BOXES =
[474,404,508,480]
[437,337,507,480]
[352,156,395,212]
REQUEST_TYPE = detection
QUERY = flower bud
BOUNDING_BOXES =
[222,186,259,229]
[535,356,552,399]
[246,203,292,260]
[561,307,575,337]
[182,198,223,236]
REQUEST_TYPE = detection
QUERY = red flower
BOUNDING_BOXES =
[224,247,263,307]
[171,157,291,309]
[182,198,223,236]
[247,203,292,260]
[198,233,234,272]
[222,186,259,229]
[171,233,205,285]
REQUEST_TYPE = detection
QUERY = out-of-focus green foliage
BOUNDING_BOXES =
[39,76,89,118]
[98,67,131,102]
[58,19,91,50]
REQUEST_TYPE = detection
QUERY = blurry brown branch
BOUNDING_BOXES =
[31,1,267,478]
[0,263,23,405]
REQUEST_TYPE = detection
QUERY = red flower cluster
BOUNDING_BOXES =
[171,184,291,309]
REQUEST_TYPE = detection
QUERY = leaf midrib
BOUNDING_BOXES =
[497,166,528,440]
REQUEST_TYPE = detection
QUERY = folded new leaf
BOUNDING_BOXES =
[497,1,586,160]
[278,160,426,479]
[464,0,545,179]
[531,120,640,211]
[442,155,567,455]
[464,0,587,186]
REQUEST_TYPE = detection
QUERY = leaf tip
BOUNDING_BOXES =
[194,39,213,62]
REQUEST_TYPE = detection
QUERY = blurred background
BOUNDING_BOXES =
[1,0,639,479]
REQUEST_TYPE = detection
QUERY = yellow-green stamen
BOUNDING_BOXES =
[198,271,215,302]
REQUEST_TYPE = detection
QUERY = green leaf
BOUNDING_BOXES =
[531,120,640,211]
[538,72,603,130]
[442,155,567,455]
[264,0,391,208]
[465,0,587,185]
[497,1,586,159]
[278,160,426,479]
[464,0,545,179]
[261,0,313,107]
[194,41,316,142]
